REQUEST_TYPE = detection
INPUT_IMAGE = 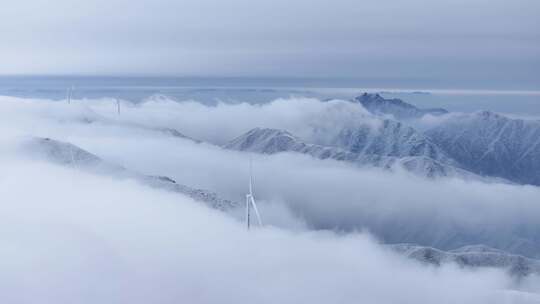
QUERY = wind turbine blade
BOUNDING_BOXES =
[250,196,263,226]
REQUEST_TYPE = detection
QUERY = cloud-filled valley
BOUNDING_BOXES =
[1,94,540,303]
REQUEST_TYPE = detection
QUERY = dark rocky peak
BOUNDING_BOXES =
[353,93,448,119]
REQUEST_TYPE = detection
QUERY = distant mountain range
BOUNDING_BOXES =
[226,93,540,185]
[358,93,540,186]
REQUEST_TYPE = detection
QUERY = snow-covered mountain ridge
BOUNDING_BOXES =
[19,137,236,211]
[390,244,540,278]
[224,127,477,179]
[352,93,540,185]
[425,111,540,186]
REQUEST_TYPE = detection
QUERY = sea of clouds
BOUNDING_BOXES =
[0,95,539,303]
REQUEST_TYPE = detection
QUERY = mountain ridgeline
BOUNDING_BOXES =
[225,93,540,185]
[389,244,540,278]
[353,93,448,119]
[20,137,237,211]
[224,127,474,179]
[426,111,540,186]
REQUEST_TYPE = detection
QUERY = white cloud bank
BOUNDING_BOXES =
[36,96,538,253]
[1,95,540,303]
[0,159,538,303]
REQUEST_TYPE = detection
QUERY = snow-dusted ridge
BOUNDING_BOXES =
[425,110,540,186]
[390,243,540,278]
[224,127,479,179]
[43,101,202,143]
[19,137,236,211]
[351,93,540,185]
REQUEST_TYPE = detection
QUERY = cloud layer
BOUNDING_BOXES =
[2,96,540,255]
[1,95,540,302]
[1,159,538,303]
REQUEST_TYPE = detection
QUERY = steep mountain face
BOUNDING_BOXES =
[353,93,448,119]
[390,244,540,278]
[425,111,540,186]
[19,137,236,211]
[224,127,475,178]
[328,119,455,164]
[351,93,540,185]
[224,128,308,154]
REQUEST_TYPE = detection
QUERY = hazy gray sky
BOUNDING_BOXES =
[1,0,538,87]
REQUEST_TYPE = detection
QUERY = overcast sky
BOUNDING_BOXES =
[1,0,538,87]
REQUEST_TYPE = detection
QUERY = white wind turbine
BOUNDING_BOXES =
[66,86,74,104]
[246,159,262,230]
[66,86,77,166]
[116,98,121,115]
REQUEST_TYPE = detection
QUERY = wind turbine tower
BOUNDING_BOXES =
[116,98,121,115]
[246,159,262,230]
[67,86,74,104]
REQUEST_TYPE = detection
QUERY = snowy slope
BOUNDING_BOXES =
[425,111,540,185]
[19,137,236,211]
[327,119,455,163]
[224,127,476,178]
[390,243,540,277]
[351,93,540,185]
